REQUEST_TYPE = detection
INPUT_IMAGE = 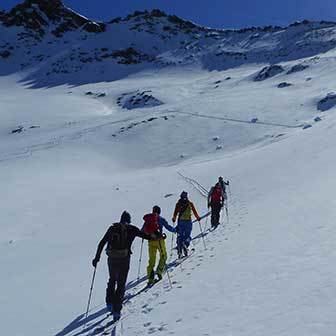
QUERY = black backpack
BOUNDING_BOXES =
[106,223,129,258]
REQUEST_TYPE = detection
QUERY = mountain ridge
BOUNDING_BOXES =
[1,0,336,87]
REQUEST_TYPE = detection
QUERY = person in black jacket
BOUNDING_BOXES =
[92,211,153,320]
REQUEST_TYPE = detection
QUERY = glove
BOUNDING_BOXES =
[92,257,99,268]
[150,232,162,240]
[207,203,211,208]
[227,180,229,185]
[172,217,176,223]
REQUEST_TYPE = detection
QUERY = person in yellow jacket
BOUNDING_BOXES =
[142,206,176,285]
[172,191,201,258]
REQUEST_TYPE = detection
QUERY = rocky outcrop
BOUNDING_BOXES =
[317,92,336,111]
[287,63,309,74]
[254,65,284,81]
[1,0,105,36]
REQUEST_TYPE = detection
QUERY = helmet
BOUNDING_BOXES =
[218,176,223,182]
[152,205,161,214]
[120,211,131,224]
[180,191,188,199]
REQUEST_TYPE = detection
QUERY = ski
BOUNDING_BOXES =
[91,314,123,336]
[176,247,195,264]
[103,316,125,336]
[102,318,120,335]
[91,313,113,335]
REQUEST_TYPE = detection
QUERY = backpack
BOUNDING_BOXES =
[211,185,223,203]
[177,198,190,218]
[106,223,129,258]
[143,213,160,234]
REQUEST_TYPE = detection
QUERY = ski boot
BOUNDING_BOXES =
[182,244,189,257]
[113,311,121,322]
[106,304,113,313]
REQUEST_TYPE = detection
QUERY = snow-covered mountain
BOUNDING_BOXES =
[1,0,336,86]
[1,1,336,336]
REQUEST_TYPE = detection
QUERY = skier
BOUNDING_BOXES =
[172,191,201,258]
[208,181,226,228]
[218,176,229,194]
[92,211,155,321]
[142,205,176,286]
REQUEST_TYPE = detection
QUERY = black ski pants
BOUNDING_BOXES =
[106,256,130,313]
[210,202,222,227]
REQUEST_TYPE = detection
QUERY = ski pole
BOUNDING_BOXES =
[158,240,173,289]
[84,266,97,321]
[170,232,174,259]
[205,212,209,231]
[137,239,144,282]
[198,220,207,250]
[228,183,232,198]
[224,196,229,224]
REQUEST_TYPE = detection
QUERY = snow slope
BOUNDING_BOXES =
[1,55,336,335]
[1,2,336,336]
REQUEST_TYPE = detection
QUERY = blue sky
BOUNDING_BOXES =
[1,0,336,29]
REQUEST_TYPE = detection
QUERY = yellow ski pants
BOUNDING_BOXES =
[147,239,167,280]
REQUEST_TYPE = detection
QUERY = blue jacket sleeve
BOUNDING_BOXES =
[159,216,176,233]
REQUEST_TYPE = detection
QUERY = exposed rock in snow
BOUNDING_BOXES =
[85,91,106,98]
[278,82,293,88]
[11,125,24,134]
[111,48,155,65]
[254,65,284,81]
[0,50,11,58]
[1,0,105,36]
[287,63,309,74]
[317,92,336,111]
[117,90,163,110]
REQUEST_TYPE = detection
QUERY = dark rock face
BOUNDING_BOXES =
[287,63,309,74]
[277,82,292,88]
[111,48,155,65]
[254,65,284,81]
[0,50,11,58]
[317,92,336,111]
[117,90,163,109]
[1,0,105,36]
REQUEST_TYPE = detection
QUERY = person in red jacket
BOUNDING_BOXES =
[142,205,176,285]
[172,191,200,258]
[208,179,228,228]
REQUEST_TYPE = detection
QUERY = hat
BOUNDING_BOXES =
[180,191,188,199]
[120,211,131,224]
[152,205,161,214]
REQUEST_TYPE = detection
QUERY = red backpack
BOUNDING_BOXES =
[143,213,160,234]
[211,185,223,203]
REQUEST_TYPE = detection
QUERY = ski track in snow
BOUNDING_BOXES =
[0,108,300,164]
